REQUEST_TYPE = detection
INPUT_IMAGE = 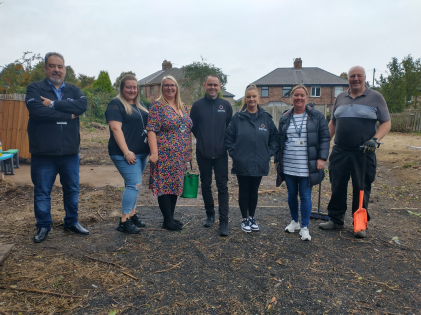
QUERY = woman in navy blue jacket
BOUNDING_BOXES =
[226,84,278,233]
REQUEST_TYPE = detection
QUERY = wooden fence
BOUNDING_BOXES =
[0,96,30,159]
[390,110,421,132]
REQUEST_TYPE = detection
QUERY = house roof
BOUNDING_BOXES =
[138,67,185,85]
[221,90,235,97]
[252,67,348,86]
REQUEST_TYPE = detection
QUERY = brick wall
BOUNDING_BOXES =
[258,86,347,106]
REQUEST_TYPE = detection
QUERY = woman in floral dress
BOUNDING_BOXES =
[147,75,193,231]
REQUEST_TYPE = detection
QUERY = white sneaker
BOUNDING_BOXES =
[285,220,301,233]
[299,227,311,241]
[241,218,251,233]
[249,217,259,231]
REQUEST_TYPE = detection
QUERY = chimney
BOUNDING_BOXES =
[162,60,172,70]
[294,58,302,70]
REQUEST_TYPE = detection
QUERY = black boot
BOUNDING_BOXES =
[116,218,140,234]
[219,221,229,236]
[170,195,183,226]
[33,227,50,243]
[159,195,182,231]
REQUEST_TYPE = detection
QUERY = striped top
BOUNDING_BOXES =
[283,113,309,177]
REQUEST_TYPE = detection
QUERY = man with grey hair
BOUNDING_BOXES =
[319,66,391,238]
[25,52,89,243]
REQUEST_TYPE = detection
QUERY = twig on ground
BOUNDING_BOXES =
[0,286,82,298]
[122,271,139,280]
[154,260,184,273]
[97,210,105,221]
[82,254,126,269]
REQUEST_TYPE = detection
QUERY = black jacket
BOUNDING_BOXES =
[226,105,278,176]
[25,79,88,155]
[190,95,233,158]
[276,105,330,187]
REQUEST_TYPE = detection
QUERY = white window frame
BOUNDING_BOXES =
[261,86,269,97]
[334,86,343,97]
[311,86,321,97]
[282,86,292,97]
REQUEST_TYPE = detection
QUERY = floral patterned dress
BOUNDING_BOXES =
[147,101,193,196]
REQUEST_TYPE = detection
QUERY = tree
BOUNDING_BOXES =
[113,71,136,92]
[376,55,421,113]
[78,74,95,89]
[339,72,348,80]
[182,57,228,102]
[93,70,113,93]
[65,66,79,85]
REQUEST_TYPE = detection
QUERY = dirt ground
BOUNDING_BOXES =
[0,125,420,315]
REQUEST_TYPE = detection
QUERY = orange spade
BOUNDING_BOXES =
[354,190,368,233]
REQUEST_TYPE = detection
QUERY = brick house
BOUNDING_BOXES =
[252,58,348,110]
[138,60,235,105]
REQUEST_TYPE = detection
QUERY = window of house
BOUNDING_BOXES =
[282,86,292,97]
[334,86,343,97]
[261,86,269,97]
[150,86,154,95]
[140,87,143,95]
[311,86,321,97]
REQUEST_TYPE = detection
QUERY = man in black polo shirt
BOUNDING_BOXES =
[190,75,233,236]
[319,66,391,238]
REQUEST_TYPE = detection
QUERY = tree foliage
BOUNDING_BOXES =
[78,74,95,89]
[376,55,421,113]
[113,71,136,92]
[182,57,228,101]
[339,72,348,80]
[93,70,113,93]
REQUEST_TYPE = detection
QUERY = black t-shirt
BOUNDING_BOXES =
[105,98,150,156]
[247,109,259,121]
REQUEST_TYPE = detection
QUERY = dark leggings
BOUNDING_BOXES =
[157,194,178,224]
[236,175,262,219]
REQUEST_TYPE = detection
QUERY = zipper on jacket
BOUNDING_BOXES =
[212,103,215,159]
[61,124,63,155]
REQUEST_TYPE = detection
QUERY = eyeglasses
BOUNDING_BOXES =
[163,84,176,88]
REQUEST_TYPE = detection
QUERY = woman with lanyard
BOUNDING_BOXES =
[276,84,330,241]
[105,74,150,234]
[147,75,193,231]
[226,84,278,233]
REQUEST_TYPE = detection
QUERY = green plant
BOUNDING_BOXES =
[93,70,113,93]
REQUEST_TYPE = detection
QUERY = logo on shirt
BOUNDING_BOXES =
[217,105,225,113]
[259,124,267,131]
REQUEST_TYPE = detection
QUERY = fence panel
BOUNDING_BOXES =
[390,110,421,132]
[0,99,31,158]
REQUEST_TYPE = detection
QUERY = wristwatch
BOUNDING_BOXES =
[48,101,54,109]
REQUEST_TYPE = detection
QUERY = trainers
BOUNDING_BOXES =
[219,222,229,236]
[354,230,366,238]
[116,218,140,234]
[203,215,215,227]
[299,227,311,241]
[249,217,259,231]
[285,220,301,233]
[131,214,146,228]
[319,220,344,230]
[241,218,251,233]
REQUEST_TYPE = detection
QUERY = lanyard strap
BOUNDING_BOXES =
[291,113,307,138]
[134,106,146,132]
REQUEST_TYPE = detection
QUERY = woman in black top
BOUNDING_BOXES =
[226,84,278,233]
[105,74,150,234]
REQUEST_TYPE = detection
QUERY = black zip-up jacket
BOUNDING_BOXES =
[190,95,233,158]
[25,78,88,155]
[225,105,278,176]
[275,105,330,187]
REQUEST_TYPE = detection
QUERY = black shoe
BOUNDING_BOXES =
[219,222,229,237]
[117,219,140,234]
[203,215,215,227]
[64,222,90,235]
[33,227,50,243]
[131,214,146,228]
[162,221,183,231]
[173,219,183,227]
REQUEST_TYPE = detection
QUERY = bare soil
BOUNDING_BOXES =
[0,125,420,314]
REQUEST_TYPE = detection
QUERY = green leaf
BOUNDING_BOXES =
[376,289,382,293]
[108,311,117,315]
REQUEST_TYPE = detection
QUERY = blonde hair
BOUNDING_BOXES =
[241,84,259,111]
[157,75,183,110]
[290,84,309,101]
[117,74,148,115]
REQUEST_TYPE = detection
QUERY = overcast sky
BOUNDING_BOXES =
[1,0,420,99]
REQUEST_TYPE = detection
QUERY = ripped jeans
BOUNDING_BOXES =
[110,153,149,214]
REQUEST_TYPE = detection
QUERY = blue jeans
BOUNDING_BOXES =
[31,154,80,230]
[111,154,148,214]
[284,174,312,228]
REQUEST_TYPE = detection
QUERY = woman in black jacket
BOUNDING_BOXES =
[276,84,330,241]
[226,84,278,233]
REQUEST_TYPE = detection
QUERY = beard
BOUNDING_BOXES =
[49,75,63,84]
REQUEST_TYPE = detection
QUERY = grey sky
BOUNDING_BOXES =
[1,0,420,100]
